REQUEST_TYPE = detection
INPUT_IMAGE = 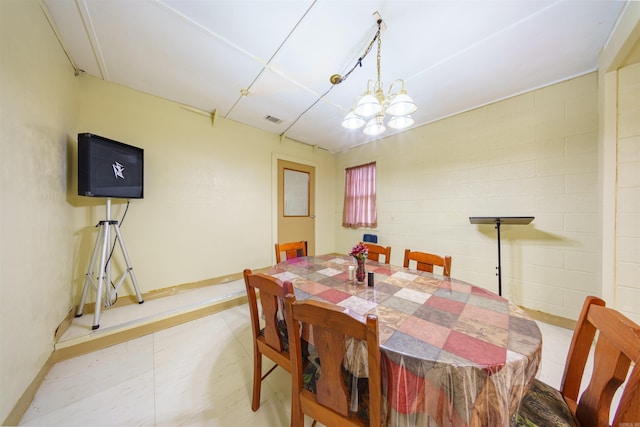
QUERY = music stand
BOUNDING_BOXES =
[469,216,534,296]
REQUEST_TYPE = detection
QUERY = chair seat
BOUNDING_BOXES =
[512,378,579,427]
[302,350,371,421]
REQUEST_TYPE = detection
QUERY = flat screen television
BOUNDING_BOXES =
[78,133,144,199]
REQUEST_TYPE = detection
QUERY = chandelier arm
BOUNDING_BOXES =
[388,79,405,96]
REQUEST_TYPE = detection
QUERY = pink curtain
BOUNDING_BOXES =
[343,162,377,228]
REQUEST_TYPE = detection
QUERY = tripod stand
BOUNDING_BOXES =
[76,199,143,330]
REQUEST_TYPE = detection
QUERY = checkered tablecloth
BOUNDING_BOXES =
[268,255,542,427]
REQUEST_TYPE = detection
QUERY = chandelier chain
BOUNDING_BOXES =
[376,23,382,90]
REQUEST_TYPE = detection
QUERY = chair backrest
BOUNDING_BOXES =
[243,269,294,365]
[403,249,452,277]
[364,243,391,264]
[275,241,308,263]
[560,296,640,427]
[285,296,382,427]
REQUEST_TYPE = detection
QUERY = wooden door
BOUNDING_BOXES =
[277,159,315,257]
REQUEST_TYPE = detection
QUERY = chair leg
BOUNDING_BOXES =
[251,351,262,411]
[290,405,304,427]
[290,387,305,427]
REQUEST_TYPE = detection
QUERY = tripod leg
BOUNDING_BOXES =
[76,224,104,318]
[112,224,144,304]
[92,222,111,330]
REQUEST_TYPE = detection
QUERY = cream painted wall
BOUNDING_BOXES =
[1,1,336,421]
[1,0,79,421]
[71,76,335,298]
[336,73,601,320]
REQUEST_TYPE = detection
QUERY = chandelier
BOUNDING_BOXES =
[330,13,417,137]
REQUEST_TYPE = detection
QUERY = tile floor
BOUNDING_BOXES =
[19,283,585,427]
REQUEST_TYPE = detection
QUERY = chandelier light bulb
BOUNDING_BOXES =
[342,111,366,129]
[388,115,414,130]
[353,93,383,117]
[363,114,386,136]
[386,92,417,116]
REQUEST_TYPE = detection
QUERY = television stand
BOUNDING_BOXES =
[75,198,143,329]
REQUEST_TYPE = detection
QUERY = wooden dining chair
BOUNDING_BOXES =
[243,269,295,411]
[275,241,308,263]
[364,243,392,264]
[514,295,640,427]
[403,248,452,277]
[284,295,383,427]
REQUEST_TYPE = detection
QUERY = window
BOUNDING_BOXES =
[342,162,377,228]
[283,168,309,216]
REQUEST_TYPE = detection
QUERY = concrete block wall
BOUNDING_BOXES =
[616,62,640,322]
[336,73,600,320]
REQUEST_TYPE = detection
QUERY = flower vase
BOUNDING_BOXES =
[355,258,366,284]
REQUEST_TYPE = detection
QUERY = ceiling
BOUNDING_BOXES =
[42,0,627,153]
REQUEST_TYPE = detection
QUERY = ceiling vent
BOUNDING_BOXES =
[264,115,283,124]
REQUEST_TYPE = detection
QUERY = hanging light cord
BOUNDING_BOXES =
[280,18,382,139]
[330,19,382,86]
[280,84,335,138]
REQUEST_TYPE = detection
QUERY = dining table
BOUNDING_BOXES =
[267,254,542,427]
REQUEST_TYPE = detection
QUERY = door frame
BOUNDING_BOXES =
[272,152,317,264]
